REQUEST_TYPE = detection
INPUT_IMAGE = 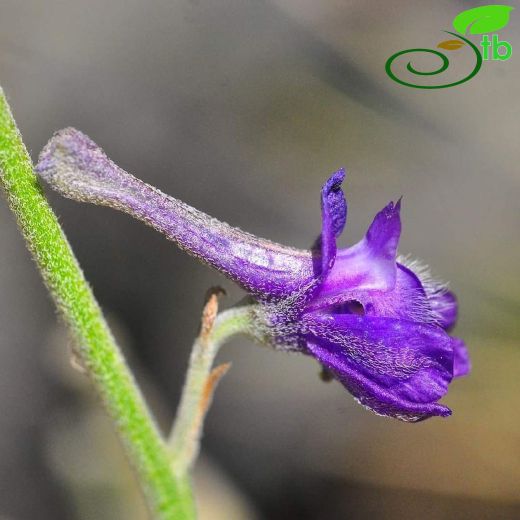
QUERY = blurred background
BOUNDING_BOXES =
[0,0,519,518]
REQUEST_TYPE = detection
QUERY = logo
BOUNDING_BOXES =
[385,5,513,89]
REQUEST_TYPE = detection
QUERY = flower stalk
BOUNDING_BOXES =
[0,89,196,519]
[169,291,254,474]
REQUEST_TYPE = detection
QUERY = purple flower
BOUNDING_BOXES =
[36,128,470,422]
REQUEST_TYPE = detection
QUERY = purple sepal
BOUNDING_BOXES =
[451,337,470,377]
[303,312,453,421]
[430,290,458,329]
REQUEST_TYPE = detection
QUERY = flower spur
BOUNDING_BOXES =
[36,128,469,422]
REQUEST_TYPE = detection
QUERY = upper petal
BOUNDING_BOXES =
[317,168,347,276]
[310,200,402,308]
[302,312,454,421]
[363,198,402,263]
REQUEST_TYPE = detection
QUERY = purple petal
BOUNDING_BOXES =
[317,168,347,276]
[309,200,402,308]
[36,128,315,299]
[451,337,470,377]
[338,264,432,322]
[302,312,453,421]
[364,198,402,263]
[322,169,347,238]
[359,263,430,322]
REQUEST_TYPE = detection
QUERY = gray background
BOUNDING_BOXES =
[0,0,519,518]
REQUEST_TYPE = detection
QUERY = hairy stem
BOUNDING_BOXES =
[0,89,195,519]
[169,296,254,473]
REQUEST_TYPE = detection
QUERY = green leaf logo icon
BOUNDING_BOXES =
[453,5,513,35]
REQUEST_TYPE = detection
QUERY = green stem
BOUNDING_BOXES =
[169,305,254,473]
[0,89,195,519]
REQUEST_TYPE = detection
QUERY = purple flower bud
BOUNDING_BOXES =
[37,128,469,422]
